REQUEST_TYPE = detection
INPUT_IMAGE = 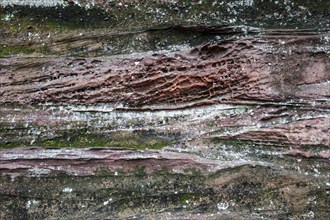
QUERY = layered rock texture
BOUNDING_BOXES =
[0,0,329,219]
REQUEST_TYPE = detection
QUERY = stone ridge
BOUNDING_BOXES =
[1,31,329,108]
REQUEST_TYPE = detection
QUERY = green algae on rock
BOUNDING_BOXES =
[0,0,329,219]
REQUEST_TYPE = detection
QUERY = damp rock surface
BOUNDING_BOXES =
[0,1,329,219]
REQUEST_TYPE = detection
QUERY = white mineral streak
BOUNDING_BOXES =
[0,0,65,7]
[62,187,73,193]
[0,0,97,7]
[217,201,229,211]
[236,0,254,6]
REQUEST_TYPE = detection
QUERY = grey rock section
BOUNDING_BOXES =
[1,0,329,29]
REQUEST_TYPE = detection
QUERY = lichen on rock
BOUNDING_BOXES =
[0,0,329,219]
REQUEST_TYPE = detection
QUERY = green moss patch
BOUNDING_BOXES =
[0,45,35,57]
[40,134,168,150]
[0,130,170,150]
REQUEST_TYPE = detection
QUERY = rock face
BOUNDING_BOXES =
[0,1,329,219]
[1,31,330,106]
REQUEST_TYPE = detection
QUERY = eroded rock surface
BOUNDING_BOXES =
[1,31,329,106]
[0,1,329,219]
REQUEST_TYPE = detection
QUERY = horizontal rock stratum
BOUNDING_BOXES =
[0,1,329,219]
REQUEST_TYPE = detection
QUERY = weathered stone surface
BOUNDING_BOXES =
[1,30,329,106]
[0,1,329,219]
